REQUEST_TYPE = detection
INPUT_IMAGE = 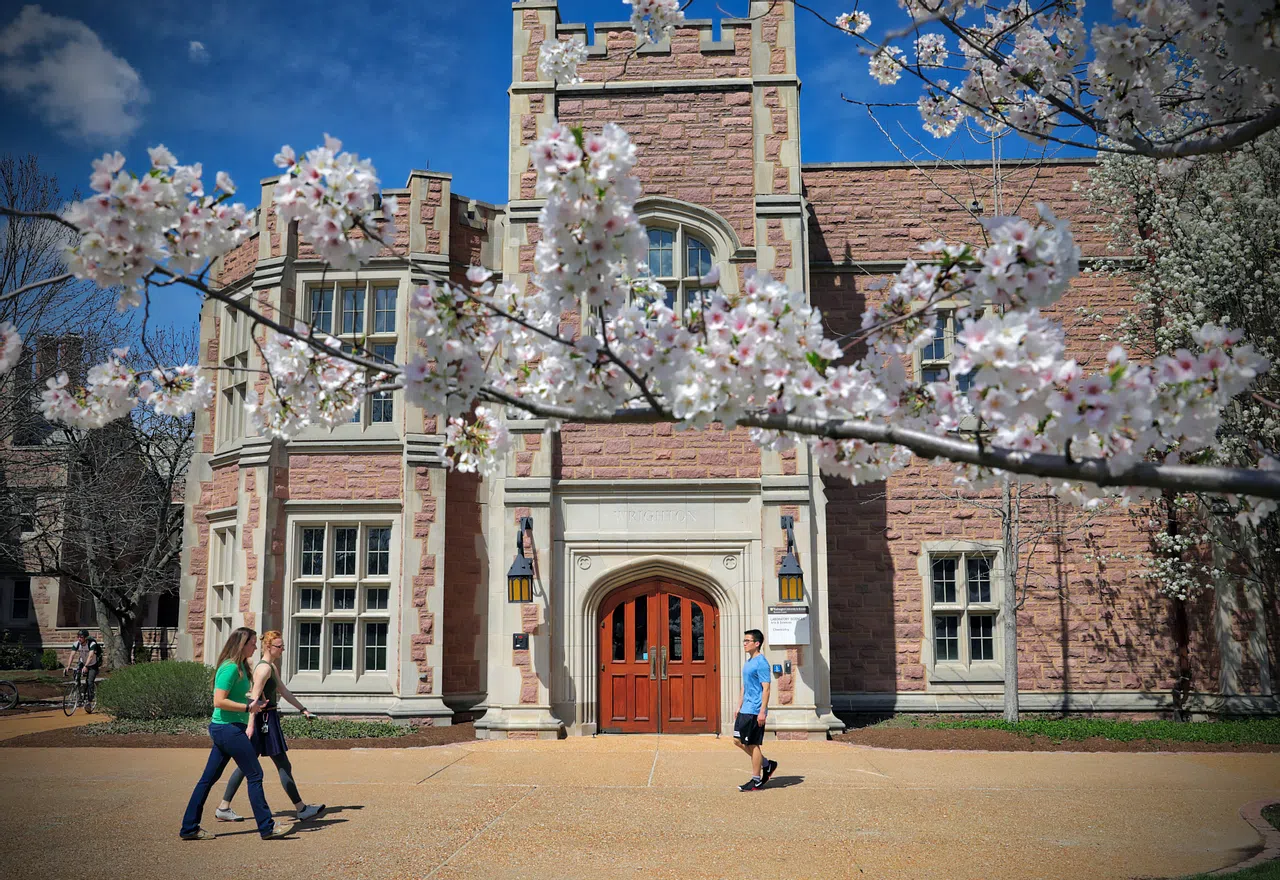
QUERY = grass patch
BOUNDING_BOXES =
[931,717,1280,745]
[80,717,206,736]
[0,670,67,685]
[279,717,410,739]
[77,715,412,739]
[1178,861,1280,880]
[1264,803,1280,832]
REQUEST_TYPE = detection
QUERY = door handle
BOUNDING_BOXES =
[660,645,668,680]
[649,646,657,680]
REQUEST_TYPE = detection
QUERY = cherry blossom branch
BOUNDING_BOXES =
[0,272,73,303]
[479,388,1280,500]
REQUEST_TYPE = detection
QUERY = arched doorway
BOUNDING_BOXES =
[597,578,719,734]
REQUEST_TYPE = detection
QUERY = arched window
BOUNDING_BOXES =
[645,225,717,316]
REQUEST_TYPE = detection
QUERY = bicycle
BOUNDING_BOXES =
[0,679,17,711]
[62,670,97,716]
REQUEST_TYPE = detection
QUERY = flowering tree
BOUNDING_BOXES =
[820,0,1280,159]
[1,0,1279,526]
[1084,132,1280,709]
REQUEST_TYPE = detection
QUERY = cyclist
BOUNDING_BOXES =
[64,629,103,707]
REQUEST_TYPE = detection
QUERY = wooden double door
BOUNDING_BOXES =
[598,579,719,734]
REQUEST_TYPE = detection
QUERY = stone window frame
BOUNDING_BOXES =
[913,304,975,393]
[2,577,32,624]
[207,524,238,661]
[635,197,743,313]
[642,224,719,317]
[215,299,252,451]
[918,540,1004,685]
[299,275,405,433]
[284,515,399,692]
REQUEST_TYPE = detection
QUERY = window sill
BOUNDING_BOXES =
[284,672,394,694]
[929,661,1004,684]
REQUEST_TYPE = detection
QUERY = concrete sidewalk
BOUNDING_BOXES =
[1,735,1275,879]
[0,708,106,741]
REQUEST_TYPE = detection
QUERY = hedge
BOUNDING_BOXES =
[94,661,214,720]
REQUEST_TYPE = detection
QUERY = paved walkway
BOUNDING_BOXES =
[0,708,106,741]
[1,735,1276,879]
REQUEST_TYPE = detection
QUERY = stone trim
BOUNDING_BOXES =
[1212,799,1280,875]
[803,157,1099,170]
[555,477,760,494]
[251,256,288,291]
[238,438,275,469]
[833,691,1280,714]
[205,505,237,524]
[810,256,1143,274]
[282,498,403,514]
[557,77,759,95]
[760,475,812,504]
[284,438,404,455]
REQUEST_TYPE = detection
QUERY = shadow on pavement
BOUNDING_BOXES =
[764,775,804,789]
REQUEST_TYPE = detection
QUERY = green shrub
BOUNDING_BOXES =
[95,661,213,720]
[0,632,38,670]
[931,717,1280,744]
[279,716,410,739]
[132,642,152,664]
[78,715,410,739]
[79,717,207,736]
[40,649,60,671]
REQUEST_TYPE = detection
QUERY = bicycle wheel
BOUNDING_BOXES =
[62,682,80,716]
[0,680,17,711]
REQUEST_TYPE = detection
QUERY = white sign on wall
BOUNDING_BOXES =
[766,605,810,646]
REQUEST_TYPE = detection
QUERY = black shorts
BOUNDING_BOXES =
[734,711,765,746]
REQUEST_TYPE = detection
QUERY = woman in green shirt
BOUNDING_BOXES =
[179,627,289,840]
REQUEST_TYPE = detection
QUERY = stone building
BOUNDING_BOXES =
[1,334,180,664]
[176,0,1277,737]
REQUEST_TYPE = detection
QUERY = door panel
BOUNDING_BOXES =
[598,579,718,734]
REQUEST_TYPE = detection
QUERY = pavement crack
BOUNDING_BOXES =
[417,749,472,785]
[647,741,660,787]
[423,785,538,879]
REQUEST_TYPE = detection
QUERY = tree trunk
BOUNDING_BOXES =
[1164,490,1192,721]
[92,596,130,669]
[1002,481,1020,723]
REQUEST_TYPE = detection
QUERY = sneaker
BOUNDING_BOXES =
[761,759,778,785]
[214,807,244,822]
[738,777,763,792]
[179,828,214,841]
[296,803,326,821]
[261,824,293,840]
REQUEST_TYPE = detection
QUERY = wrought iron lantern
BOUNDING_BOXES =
[506,516,534,603]
[778,514,804,602]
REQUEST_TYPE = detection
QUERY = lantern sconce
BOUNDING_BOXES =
[506,516,534,603]
[777,515,804,602]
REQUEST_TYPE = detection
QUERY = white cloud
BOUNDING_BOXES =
[0,5,148,142]
[187,40,207,64]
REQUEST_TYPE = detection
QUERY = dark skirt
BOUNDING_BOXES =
[250,707,289,757]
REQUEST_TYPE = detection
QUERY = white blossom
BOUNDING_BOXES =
[625,0,684,45]
[538,37,588,84]
[272,134,398,271]
[61,149,253,308]
[836,11,872,35]
[0,322,21,376]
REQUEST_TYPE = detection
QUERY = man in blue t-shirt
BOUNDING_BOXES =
[734,628,777,791]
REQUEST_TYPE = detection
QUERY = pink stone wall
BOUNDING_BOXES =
[443,470,485,697]
[805,161,1112,263]
[554,422,762,479]
[286,453,402,500]
[555,92,756,246]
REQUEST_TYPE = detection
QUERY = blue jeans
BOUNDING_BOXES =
[180,722,275,837]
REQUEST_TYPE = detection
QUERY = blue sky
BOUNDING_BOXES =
[0,0,1091,332]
